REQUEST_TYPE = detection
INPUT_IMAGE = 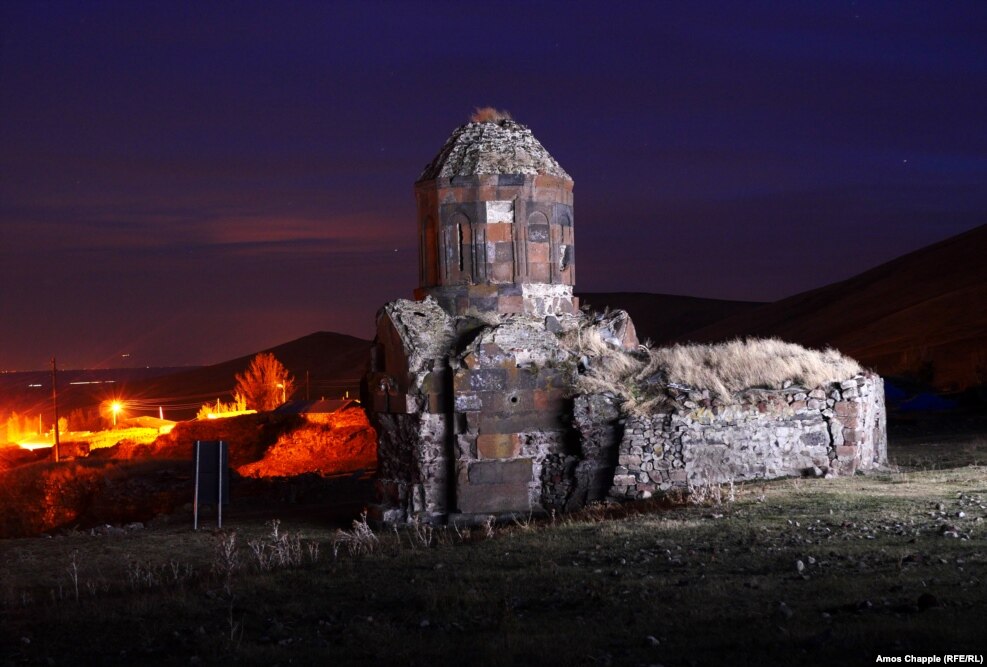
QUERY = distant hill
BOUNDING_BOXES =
[576,292,765,346]
[681,224,987,391]
[137,332,370,419]
[22,221,981,427]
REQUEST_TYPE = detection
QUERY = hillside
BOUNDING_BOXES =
[1,408,378,537]
[576,292,765,345]
[683,224,987,390]
[136,331,371,420]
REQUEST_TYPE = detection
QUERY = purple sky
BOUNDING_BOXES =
[2,1,985,370]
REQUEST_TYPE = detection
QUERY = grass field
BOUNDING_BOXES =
[1,434,985,666]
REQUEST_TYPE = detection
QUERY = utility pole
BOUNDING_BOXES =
[51,357,60,462]
[306,371,310,400]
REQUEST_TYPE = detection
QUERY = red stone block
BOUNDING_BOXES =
[528,263,550,282]
[527,243,550,263]
[477,433,521,459]
[491,262,513,283]
[834,401,858,418]
[471,284,497,297]
[487,222,513,242]
[533,389,563,411]
[453,370,472,393]
[497,295,523,313]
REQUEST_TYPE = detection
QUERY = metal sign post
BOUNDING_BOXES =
[193,440,229,530]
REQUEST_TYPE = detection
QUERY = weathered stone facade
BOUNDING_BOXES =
[364,114,888,524]
[594,373,887,500]
[414,119,577,317]
[366,297,615,523]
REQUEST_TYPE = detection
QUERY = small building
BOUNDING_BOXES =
[274,399,360,424]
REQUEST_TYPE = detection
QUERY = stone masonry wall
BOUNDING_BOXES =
[569,393,623,509]
[367,297,589,523]
[366,298,458,524]
[609,373,887,499]
[367,298,889,521]
[450,318,577,518]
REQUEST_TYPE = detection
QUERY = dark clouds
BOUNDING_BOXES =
[1,1,985,369]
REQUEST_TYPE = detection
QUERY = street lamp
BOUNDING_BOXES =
[110,401,123,426]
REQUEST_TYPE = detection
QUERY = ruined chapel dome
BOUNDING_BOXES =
[418,117,571,182]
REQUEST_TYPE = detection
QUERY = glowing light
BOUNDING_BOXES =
[108,400,124,426]
[18,440,52,451]
[206,409,257,420]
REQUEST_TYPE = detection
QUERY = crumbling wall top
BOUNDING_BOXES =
[462,318,573,369]
[379,297,457,374]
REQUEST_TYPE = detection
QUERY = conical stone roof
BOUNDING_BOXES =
[418,118,570,182]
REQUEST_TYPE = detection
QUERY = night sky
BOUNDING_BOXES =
[2,1,985,370]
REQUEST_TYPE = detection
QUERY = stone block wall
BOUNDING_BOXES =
[569,393,623,508]
[366,297,888,523]
[366,298,458,524]
[447,317,580,518]
[415,171,576,317]
[366,298,586,523]
[608,373,887,499]
[415,283,578,319]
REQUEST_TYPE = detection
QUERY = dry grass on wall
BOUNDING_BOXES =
[568,327,863,413]
[652,338,863,399]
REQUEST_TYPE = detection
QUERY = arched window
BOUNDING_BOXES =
[448,212,472,284]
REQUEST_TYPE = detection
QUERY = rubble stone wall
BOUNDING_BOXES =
[366,300,888,524]
[609,373,887,499]
[570,393,624,508]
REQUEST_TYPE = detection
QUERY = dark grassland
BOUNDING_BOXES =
[1,435,985,666]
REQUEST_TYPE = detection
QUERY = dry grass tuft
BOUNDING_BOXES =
[653,338,862,400]
[470,106,512,123]
[567,325,863,414]
[332,511,379,557]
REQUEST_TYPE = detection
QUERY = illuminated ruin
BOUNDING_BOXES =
[365,113,887,524]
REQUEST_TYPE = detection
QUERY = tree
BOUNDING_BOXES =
[234,353,295,411]
[5,412,23,442]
